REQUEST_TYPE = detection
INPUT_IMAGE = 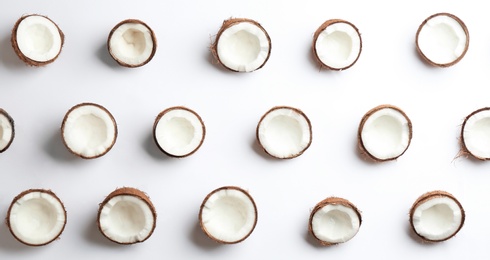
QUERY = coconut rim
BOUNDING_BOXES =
[152,106,206,158]
[460,107,490,160]
[313,19,362,71]
[211,18,272,72]
[11,14,65,66]
[0,108,15,153]
[199,186,258,244]
[6,189,67,246]
[107,19,157,68]
[415,12,469,68]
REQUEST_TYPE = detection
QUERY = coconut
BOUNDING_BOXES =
[358,105,412,162]
[199,186,258,244]
[313,19,362,70]
[153,106,206,157]
[0,109,15,153]
[416,13,469,67]
[256,106,312,159]
[108,19,157,68]
[98,187,157,245]
[211,18,271,72]
[460,107,490,160]
[61,103,117,159]
[6,189,67,246]
[11,14,64,66]
[309,197,361,246]
[409,191,465,242]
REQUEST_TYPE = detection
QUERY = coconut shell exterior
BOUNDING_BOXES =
[199,186,258,244]
[460,107,490,160]
[0,108,15,153]
[11,14,64,66]
[409,190,465,242]
[6,189,67,246]
[415,13,469,68]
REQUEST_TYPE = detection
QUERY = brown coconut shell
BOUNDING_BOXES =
[415,13,469,68]
[61,102,118,159]
[0,108,15,153]
[460,107,490,160]
[357,104,412,162]
[6,189,67,246]
[153,106,206,158]
[308,197,362,246]
[313,19,362,70]
[409,190,465,242]
[256,106,313,159]
[107,19,157,68]
[199,186,258,244]
[11,14,64,66]
[211,18,272,72]
[97,187,157,245]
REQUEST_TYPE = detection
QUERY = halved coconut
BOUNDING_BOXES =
[61,103,117,159]
[98,187,157,245]
[11,14,64,66]
[410,191,465,242]
[256,106,312,159]
[212,18,271,72]
[0,109,15,153]
[6,189,67,246]
[416,13,469,67]
[108,19,157,67]
[199,186,257,244]
[358,105,412,162]
[461,107,490,160]
[153,106,205,157]
[309,197,361,246]
[313,19,362,70]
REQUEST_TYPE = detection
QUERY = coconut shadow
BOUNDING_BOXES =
[189,221,221,250]
[143,132,175,161]
[83,216,125,248]
[303,229,331,249]
[405,222,444,246]
[251,136,284,161]
[0,221,43,252]
[0,34,31,70]
[96,42,121,69]
[44,129,80,162]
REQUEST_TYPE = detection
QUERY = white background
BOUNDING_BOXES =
[1,0,490,259]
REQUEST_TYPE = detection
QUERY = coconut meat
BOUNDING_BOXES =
[109,22,154,66]
[463,109,490,159]
[217,22,270,72]
[0,113,13,151]
[15,15,62,62]
[315,22,361,69]
[311,204,360,244]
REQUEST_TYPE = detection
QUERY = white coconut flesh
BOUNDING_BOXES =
[257,107,311,159]
[154,108,204,157]
[109,21,155,66]
[315,22,361,69]
[99,195,155,244]
[200,188,257,243]
[62,104,116,158]
[8,191,66,246]
[0,113,14,152]
[412,197,463,241]
[462,109,490,159]
[217,22,270,72]
[311,204,360,244]
[361,107,411,160]
[417,14,468,65]
[15,15,62,62]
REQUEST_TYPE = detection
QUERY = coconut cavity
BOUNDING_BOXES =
[358,105,412,162]
[108,19,157,67]
[257,106,312,159]
[0,109,15,153]
[7,189,66,246]
[416,13,469,67]
[313,19,362,70]
[410,191,465,242]
[212,18,271,72]
[199,186,257,244]
[153,107,205,157]
[11,14,64,66]
[461,107,490,160]
[61,103,117,159]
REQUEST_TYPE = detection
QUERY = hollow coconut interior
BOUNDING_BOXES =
[315,22,361,69]
[462,109,490,159]
[15,15,62,62]
[109,22,154,66]
[0,113,13,151]
[311,204,360,244]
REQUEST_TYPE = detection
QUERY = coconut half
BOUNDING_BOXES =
[11,14,64,66]
[61,103,117,159]
[410,191,465,242]
[153,107,206,157]
[461,107,490,160]
[199,186,258,244]
[313,19,362,70]
[416,13,469,67]
[309,197,361,246]
[6,189,67,246]
[257,106,312,159]
[212,18,271,72]
[0,109,15,153]
[108,19,157,67]
[98,187,157,245]
[358,105,412,162]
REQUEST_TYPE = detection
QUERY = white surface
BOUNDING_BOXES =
[1,0,490,259]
